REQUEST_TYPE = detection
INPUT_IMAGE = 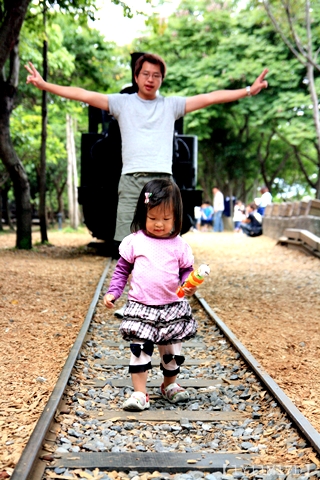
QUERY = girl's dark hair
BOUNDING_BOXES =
[134,53,167,79]
[131,179,182,237]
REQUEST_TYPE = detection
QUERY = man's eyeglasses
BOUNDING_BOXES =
[140,71,162,80]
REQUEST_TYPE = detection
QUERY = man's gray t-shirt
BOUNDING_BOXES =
[108,93,186,175]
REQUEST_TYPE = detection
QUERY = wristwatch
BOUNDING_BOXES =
[246,86,252,97]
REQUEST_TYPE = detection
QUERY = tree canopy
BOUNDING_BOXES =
[133,0,320,200]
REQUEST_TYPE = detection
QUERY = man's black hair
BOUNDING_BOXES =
[134,53,167,79]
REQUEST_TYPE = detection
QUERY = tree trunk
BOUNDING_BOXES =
[53,177,66,218]
[2,185,15,230]
[67,115,74,227]
[0,0,33,247]
[0,190,3,231]
[0,136,32,247]
[39,7,49,243]
[72,119,79,230]
[0,173,8,230]
[57,192,64,219]
[0,0,31,70]
[0,43,32,248]
[66,114,79,229]
[306,63,320,199]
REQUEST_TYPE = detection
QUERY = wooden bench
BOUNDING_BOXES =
[283,228,301,241]
[278,228,320,258]
[300,230,320,250]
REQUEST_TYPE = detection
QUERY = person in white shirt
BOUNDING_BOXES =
[233,200,245,232]
[212,187,224,232]
[257,186,272,215]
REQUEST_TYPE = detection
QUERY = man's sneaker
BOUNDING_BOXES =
[123,392,150,411]
[160,382,189,404]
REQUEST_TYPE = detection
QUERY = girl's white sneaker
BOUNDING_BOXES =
[160,382,189,403]
[123,391,150,411]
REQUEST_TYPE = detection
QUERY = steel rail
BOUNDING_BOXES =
[11,259,112,480]
[195,291,320,455]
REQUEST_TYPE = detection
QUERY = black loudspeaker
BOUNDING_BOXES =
[172,135,198,190]
[88,107,114,134]
[181,189,203,234]
[172,134,202,234]
[78,124,122,245]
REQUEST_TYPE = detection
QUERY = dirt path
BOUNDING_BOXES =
[186,231,320,436]
[0,227,319,474]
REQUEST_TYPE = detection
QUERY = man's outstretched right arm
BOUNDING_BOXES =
[25,62,109,111]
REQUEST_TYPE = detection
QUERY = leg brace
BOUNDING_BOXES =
[128,340,154,373]
[158,342,185,377]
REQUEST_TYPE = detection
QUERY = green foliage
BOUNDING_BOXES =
[133,0,320,200]
[15,4,131,217]
[61,225,88,234]
[6,0,320,214]
[44,0,98,21]
[47,14,130,92]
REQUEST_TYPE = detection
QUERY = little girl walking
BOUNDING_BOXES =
[104,179,198,411]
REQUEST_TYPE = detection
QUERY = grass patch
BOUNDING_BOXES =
[61,226,88,234]
[0,227,15,235]
[33,240,55,247]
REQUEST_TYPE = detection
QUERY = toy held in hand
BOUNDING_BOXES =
[176,264,210,298]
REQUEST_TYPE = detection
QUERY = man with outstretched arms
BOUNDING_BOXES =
[25,53,268,247]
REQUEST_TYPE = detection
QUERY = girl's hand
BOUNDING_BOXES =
[24,62,45,90]
[183,286,197,297]
[104,293,115,308]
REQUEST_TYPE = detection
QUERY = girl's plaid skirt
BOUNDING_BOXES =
[119,300,197,344]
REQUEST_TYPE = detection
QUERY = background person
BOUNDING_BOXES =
[104,179,198,411]
[240,202,262,237]
[233,200,245,232]
[257,186,272,216]
[200,201,214,232]
[212,187,224,232]
[25,54,268,251]
[193,205,202,231]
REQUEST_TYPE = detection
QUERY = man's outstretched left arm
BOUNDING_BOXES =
[185,69,268,114]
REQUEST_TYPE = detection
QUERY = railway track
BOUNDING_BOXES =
[11,259,320,480]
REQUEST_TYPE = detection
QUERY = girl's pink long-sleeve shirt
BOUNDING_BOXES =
[107,231,194,305]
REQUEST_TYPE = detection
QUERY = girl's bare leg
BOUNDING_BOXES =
[163,374,177,388]
[131,371,148,394]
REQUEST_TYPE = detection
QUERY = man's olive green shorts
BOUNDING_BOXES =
[114,173,173,242]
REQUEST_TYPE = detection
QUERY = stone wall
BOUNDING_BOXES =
[262,199,320,240]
